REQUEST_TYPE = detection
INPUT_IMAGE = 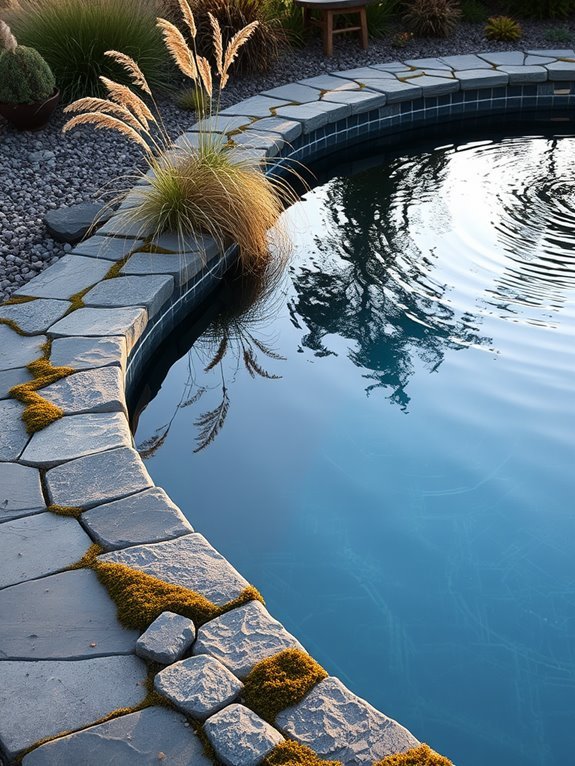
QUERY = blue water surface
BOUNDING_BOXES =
[135,127,575,766]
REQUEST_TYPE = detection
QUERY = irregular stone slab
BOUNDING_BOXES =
[454,69,509,89]
[526,48,574,57]
[150,231,218,256]
[0,299,69,334]
[20,411,132,468]
[0,366,32,399]
[99,533,250,605]
[249,117,302,142]
[0,325,44,371]
[0,512,91,588]
[0,655,146,760]
[370,61,412,73]
[478,51,525,66]
[524,54,556,66]
[440,53,492,69]
[413,75,460,96]
[358,79,421,103]
[231,130,285,157]
[155,656,243,719]
[331,66,387,81]
[136,611,196,664]
[97,214,153,238]
[194,600,304,679]
[0,568,139,659]
[276,677,419,765]
[545,60,575,80]
[41,367,126,416]
[46,446,153,509]
[192,114,253,134]
[0,462,45,523]
[22,707,212,766]
[0,399,28,461]
[498,65,547,83]
[120,251,204,287]
[322,89,386,114]
[274,102,350,133]
[81,486,193,550]
[220,94,290,116]
[402,57,453,70]
[44,202,110,243]
[73,234,145,261]
[14,255,110,300]
[83,275,174,318]
[262,83,321,103]
[299,74,360,91]
[204,705,283,766]
[49,335,127,372]
[49,306,147,353]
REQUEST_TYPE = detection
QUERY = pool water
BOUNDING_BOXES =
[134,126,575,766]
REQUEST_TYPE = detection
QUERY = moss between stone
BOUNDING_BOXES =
[2,295,37,305]
[65,287,91,315]
[104,254,132,280]
[374,745,453,766]
[264,741,341,766]
[243,649,328,724]
[0,317,30,336]
[48,504,84,518]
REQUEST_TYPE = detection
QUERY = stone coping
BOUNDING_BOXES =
[1,50,574,765]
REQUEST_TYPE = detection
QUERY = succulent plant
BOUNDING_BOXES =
[484,15,522,42]
[0,20,56,104]
[403,0,462,38]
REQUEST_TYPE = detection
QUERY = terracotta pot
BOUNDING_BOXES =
[0,88,60,131]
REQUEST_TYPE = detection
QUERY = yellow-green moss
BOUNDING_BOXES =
[104,254,132,280]
[0,317,28,335]
[264,741,341,766]
[244,649,328,723]
[374,745,453,766]
[2,295,37,305]
[65,287,91,315]
[48,504,83,518]
[9,356,75,434]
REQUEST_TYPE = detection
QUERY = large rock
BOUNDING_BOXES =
[0,325,44,371]
[22,707,212,766]
[0,366,32,400]
[14,255,111,300]
[41,367,127,415]
[20,412,132,468]
[45,446,153,509]
[0,656,146,760]
[83,274,174,319]
[44,202,111,244]
[154,655,243,720]
[0,568,138,659]
[275,677,420,765]
[0,398,29,461]
[0,298,69,334]
[0,462,45,523]
[0,512,91,588]
[136,611,196,664]
[204,705,283,766]
[99,533,250,606]
[81,487,193,550]
[193,601,304,679]
[49,335,127,372]
[49,306,147,354]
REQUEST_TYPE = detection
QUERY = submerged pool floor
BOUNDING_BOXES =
[135,128,575,766]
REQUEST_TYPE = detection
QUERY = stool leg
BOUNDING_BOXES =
[359,6,368,49]
[324,9,334,56]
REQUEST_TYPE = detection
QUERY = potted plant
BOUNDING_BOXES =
[0,20,59,130]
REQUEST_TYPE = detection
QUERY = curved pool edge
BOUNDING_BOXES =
[1,49,575,765]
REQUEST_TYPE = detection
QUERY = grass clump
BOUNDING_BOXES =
[244,648,327,723]
[176,84,210,115]
[402,0,461,37]
[8,0,170,101]
[264,741,342,766]
[484,15,522,41]
[374,744,453,766]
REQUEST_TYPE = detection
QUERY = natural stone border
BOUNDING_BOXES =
[1,49,575,766]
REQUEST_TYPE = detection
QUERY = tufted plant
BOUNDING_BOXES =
[402,0,462,38]
[0,21,55,104]
[484,15,522,42]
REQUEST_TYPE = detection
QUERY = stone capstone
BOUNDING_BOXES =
[0,462,45,523]
[0,398,28,461]
[21,707,213,766]
[204,704,283,766]
[98,533,250,606]
[136,611,196,664]
[41,366,127,415]
[45,446,153,509]
[44,202,110,243]
[49,335,127,372]
[120,251,204,287]
[154,655,243,720]
[193,600,305,679]
[48,306,147,353]
[0,299,70,334]
[0,656,147,760]
[14,254,111,300]
[275,677,420,765]
[72,235,145,261]
[0,512,92,588]
[83,274,174,318]
[0,325,44,371]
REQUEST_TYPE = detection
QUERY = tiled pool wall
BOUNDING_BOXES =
[2,51,575,766]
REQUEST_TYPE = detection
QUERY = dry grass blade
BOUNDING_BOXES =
[64,97,145,132]
[194,387,230,452]
[208,12,223,77]
[0,20,17,52]
[221,21,259,87]
[63,113,152,153]
[205,335,228,371]
[177,0,197,38]
[104,50,152,95]
[197,56,213,97]
[156,17,198,82]
[100,77,156,129]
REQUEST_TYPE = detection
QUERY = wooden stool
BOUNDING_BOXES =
[295,0,369,57]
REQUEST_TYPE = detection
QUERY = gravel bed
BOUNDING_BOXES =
[0,20,572,301]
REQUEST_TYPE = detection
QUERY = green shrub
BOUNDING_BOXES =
[264,0,306,46]
[484,14,522,40]
[403,0,461,38]
[366,0,400,38]
[507,0,575,18]
[545,25,572,42]
[0,25,55,104]
[9,0,170,102]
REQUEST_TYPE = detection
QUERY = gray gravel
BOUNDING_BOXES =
[0,21,572,301]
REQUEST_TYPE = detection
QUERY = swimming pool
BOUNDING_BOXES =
[134,120,575,766]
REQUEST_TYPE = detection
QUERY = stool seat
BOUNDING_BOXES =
[294,0,369,57]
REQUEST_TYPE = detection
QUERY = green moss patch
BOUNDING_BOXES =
[264,741,341,766]
[2,295,37,305]
[48,504,83,518]
[244,649,328,723]
[9,353,75,434]
[0,317,28,336]
[374,745,453,766]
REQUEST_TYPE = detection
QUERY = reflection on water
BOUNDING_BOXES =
[135,129,575,766]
